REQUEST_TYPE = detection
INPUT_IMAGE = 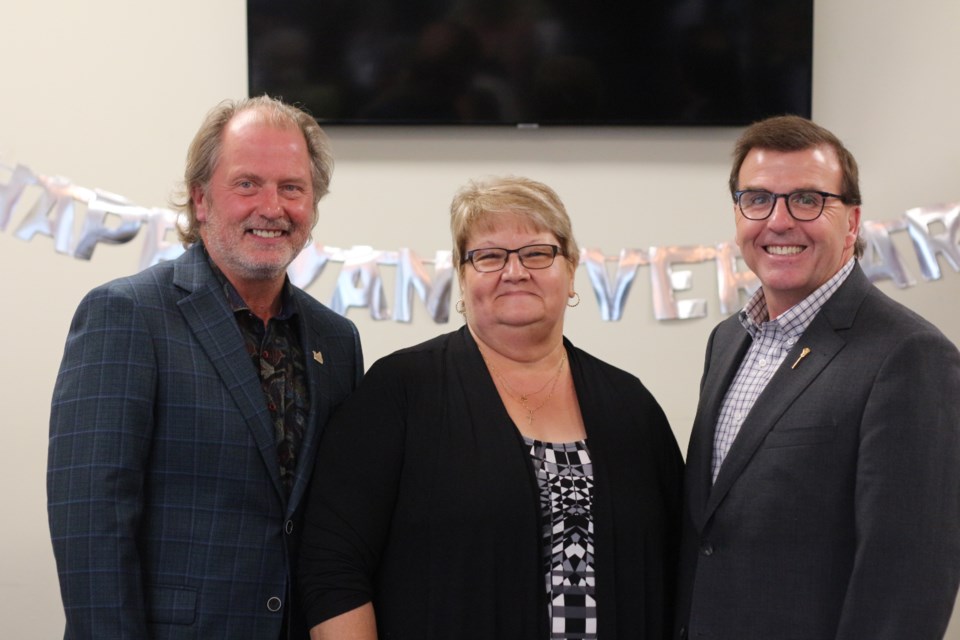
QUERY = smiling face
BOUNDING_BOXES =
[735,145,861,318]
[460,216,575,340]
[193,109,315,294]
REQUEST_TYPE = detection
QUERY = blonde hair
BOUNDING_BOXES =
[450,175,580,277]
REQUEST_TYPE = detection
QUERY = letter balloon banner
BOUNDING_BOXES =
[2,163,958,323]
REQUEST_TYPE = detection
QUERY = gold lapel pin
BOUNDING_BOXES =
[313,350,324,365]
[791,347,811,369]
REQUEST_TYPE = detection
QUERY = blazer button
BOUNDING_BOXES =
[679,626,688,639]
[266,596,283,612]
[700,542,714,556]
[285,519,294,535]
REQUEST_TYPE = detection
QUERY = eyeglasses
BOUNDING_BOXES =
[462,244,562,273]
[734,190,848,221]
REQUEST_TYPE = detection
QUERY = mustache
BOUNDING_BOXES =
[244,216,291,232]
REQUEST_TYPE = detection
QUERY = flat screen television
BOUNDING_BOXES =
[247,0,812,127]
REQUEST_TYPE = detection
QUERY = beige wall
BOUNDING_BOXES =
[1,0,958,636]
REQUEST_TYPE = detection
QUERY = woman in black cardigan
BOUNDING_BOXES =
[300,175,683,639]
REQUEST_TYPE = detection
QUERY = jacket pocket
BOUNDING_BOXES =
[145,584,197,625]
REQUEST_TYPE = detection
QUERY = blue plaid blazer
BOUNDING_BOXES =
[48,243,363,639]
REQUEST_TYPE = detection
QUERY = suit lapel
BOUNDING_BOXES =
[173,246,285,500]
[287,296,332,513]
[704,325,846,518]
[686,322,751,531]
[701,265,870,522]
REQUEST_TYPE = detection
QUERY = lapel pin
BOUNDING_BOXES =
[313,350,324,365]
[791,347,811,369]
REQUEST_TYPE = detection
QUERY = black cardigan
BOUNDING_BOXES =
[300,327,683,639]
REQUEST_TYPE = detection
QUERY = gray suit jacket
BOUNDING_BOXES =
[48,244,363,639]
[677,264,960,639]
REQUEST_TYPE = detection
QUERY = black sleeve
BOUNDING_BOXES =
[298,355,409,627]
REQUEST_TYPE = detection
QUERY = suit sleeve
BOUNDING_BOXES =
[836,331,960,639]
[47,286,156,637]
[699,323,720,392]
[349,321,364,385]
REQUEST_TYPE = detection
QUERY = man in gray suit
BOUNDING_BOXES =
[677,115,960,639]
[47,96,363,639]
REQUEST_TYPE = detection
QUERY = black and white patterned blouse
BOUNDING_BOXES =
[526,437,597,639]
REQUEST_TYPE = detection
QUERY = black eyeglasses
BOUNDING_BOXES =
[734,190,848,221]
[462,244,562,273]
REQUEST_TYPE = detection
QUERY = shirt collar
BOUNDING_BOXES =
[738,257,856,338]
[202,244,297,321]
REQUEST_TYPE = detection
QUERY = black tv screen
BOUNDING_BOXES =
[247,0,813,126]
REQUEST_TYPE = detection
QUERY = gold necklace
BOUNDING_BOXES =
[482,348,567,426]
